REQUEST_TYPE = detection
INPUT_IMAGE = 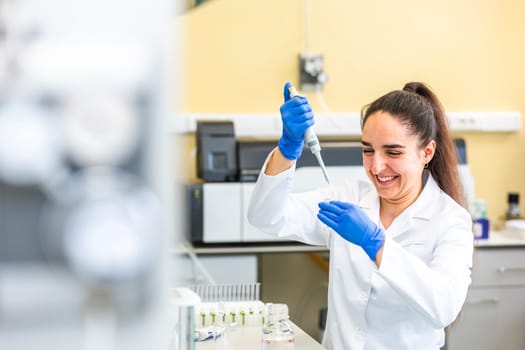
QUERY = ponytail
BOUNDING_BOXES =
[402,82,464,207]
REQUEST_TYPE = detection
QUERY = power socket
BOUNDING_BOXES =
[299,53,328,91]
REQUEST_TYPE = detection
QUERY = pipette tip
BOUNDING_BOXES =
[321,168,330,185]
[314,152,331,185]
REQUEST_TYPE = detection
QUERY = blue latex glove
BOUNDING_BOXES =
[317,201,385,261]
[277,82,314,160]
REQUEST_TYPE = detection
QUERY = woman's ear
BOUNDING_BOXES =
[424,140,436,163]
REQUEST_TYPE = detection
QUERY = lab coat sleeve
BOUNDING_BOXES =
[377,208,474,328]
[247,150,333,247]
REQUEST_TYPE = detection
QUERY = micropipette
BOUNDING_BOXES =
[288,85,331,185]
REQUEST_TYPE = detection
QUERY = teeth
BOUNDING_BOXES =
[377,175,395,182]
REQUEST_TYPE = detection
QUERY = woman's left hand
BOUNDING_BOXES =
[318,201,385,261]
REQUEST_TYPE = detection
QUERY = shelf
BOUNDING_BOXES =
[171,111,522,136]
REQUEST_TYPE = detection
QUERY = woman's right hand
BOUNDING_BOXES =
[277,82,314,160]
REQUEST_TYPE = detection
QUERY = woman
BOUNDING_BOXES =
[247,82,473,349]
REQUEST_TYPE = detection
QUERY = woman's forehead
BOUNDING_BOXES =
[362,111,415,142]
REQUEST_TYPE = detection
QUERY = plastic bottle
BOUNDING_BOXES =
[261,303,295,350]
[472,199,489,239]
[506,192,522,220]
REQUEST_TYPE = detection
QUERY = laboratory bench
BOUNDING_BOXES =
[184,229,525,255]
[446,230,525,350]
[178,230,525,349]
[473,229,525,247]
[189,242,328,255]
[195,321,324,350]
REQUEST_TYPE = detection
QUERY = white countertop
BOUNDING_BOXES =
[475,230,525,247]
[195,322,324,350]
[176,230,525,256]
[191,243,328,255]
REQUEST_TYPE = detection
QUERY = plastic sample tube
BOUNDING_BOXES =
[193,326,225,341]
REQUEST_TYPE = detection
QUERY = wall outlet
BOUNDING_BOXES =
[299,53,328,91]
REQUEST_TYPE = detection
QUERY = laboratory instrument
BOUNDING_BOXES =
[188,136,368,244]
[188,124,471,244]
[0,1,172,349]
[262,303,295,350]
[196,121,237,182]
[506,192,522,220]
[288,85,331,185]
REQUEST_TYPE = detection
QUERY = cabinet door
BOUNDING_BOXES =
[446,287,525,350]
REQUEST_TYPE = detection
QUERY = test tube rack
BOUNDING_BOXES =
[189,283,261,302]
[189,283,265,328]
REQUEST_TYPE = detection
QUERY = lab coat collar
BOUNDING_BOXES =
[379,173,440,239]
[406,172,440,221]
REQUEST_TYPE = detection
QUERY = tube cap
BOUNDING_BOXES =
[508,192,520,204]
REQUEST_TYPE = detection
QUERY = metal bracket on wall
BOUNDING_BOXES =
[299,53,328,91]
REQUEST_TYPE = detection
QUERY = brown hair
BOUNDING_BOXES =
[360,82,465,208]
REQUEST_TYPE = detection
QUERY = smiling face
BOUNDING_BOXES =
[361,110,436,210]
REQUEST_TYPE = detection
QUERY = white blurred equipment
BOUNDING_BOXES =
[0,1,173,349]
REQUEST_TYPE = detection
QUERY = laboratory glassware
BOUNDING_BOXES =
[261,303,295,350]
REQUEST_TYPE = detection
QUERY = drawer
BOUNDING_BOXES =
[471,248,525,287]
[446,286,525,350]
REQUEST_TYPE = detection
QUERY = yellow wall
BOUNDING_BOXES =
[174,0,525,227]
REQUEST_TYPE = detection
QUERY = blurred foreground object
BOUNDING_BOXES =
[0,0,173,349]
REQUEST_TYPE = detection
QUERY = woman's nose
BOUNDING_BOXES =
[370,154,386,173]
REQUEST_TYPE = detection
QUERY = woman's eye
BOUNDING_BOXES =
[362,149,374,154]
[388,151,402,156]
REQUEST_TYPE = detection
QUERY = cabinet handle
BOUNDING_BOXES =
[465,297,499,305]
[497,267,525,273]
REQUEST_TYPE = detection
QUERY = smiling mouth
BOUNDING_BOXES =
[376,175,397,184]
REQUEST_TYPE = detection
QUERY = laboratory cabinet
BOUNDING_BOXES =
[445,247,525,350]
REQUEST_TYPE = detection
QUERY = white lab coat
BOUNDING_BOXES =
[247,154,473,350]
